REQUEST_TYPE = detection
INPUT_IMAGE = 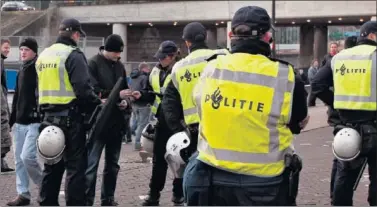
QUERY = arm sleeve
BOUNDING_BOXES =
[161,81,185,133]
[138,74,155,103]
[9,73,19,128]
[311,60,334,106]
[288,74,308,134]
[65,50,101,108]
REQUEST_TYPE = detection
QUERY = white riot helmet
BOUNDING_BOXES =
[165,131,191,178]
[333,128,362,161]
[141,123,155,154]
[37,126,65,165]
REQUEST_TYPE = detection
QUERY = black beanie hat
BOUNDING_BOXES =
[19,38,38,54]
[104,34,124,52]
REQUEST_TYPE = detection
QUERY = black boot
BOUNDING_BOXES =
[1,158,14,173]
[172,196,184,206]
[101,199,119,206]
[6,195,30,206]
[142,192,160,206]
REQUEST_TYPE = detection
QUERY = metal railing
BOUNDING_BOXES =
[2,36,105,62]
[56,0,177,7]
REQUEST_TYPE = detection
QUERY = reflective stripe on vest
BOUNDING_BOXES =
[36,43,76,105]
[172,49,229,125]
[331,45,376,111]
[195,54,295,177]
[149,66,171,115]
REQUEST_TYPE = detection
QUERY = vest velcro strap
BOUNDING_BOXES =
[198,135,293,164]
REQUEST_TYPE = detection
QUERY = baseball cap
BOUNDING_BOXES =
[231,6,274,36]
[154,41,178,60]
[360,21,377,37]
[59,18,86,37]
[182,22,207,42]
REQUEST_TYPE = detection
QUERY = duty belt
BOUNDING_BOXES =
[43,109,72,128]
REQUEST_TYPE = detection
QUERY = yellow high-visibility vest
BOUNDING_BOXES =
[194,53,295,177]
[149,66,171,116]
[171,48,229,125]
[331,44,376,111]
[36,43,76,105]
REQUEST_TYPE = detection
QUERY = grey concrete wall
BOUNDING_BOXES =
[57,1,376,23]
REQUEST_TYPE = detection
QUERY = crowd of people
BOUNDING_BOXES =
[0,4,376,207]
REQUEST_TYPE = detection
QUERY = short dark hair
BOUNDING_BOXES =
[1,38,11,45]
[58,30,75,38]
[232,25,265,39]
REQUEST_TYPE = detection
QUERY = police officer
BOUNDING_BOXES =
[312,21,377,206]
[311,35,357,204]
[36,18,102,206]
[183,6,309,205]
[162,22,229,162]
[133,41,183,206]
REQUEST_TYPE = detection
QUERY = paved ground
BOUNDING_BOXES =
[0,100,371,206]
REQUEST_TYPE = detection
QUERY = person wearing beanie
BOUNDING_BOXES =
[85,33,131,206]
[312,20,377,206]
[36,18,102,206]
[6,37,43,206]
[183,6,309,206]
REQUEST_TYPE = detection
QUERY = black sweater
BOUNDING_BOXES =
[10,56,39,127]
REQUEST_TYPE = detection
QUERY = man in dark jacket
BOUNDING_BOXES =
[129,62,154,151]
[37,18,102,206]
[7,38,43,206]
[0,38,14,173]
[311,35,357,204]
[85,34,131,206]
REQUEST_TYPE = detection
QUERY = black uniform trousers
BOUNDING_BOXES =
[148,114,183,198]
[38,116,87,206]
[332,146,376,206]
[85,129,123,205]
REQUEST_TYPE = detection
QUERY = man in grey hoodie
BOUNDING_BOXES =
[129,62,154,151]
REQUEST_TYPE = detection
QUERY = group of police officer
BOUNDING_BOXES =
[32,3,376,206]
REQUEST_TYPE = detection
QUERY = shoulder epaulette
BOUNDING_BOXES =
[206,53,226,62]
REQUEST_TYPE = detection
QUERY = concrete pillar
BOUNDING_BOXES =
[313,25,328,64]
[206,28,217,49]
[216,27,227,49]
[227,21,231,50]
[112,23,127,62]
[298,24,314,69]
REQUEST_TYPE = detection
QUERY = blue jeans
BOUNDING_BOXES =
[130,111,137,134]
[13,123,43,199]
[133,105,151,150]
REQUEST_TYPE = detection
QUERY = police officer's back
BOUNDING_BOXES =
[35,18,101,206]
[183,6,308,206]
[162,22,229,159]
[327,21,376,206]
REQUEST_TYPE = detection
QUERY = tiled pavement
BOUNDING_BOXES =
[0,102,370,206]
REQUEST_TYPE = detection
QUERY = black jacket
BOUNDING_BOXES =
[1,54,7,94]
[10,56,40,127]
[311,39,377,124]
[129,69,154,106]
[162,44,208,133]
[40,36,101,113]
[88,52,129,130]
[162,40,308,134]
